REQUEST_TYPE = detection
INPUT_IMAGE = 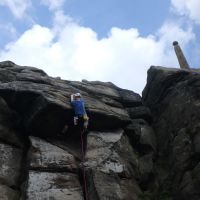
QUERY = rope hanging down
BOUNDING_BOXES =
[80,130,89,200]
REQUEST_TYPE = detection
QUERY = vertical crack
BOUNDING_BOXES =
[18,135,31,200]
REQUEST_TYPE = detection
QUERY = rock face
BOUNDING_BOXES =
[0,61,199,200]
[0,61,151,200]
[85,130,142,200]
[143,66,200,200]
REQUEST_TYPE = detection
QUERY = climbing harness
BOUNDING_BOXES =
[80,129,89,200]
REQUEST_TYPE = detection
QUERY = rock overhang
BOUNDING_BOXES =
[0,61,142,136]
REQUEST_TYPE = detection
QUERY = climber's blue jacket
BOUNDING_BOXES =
[71,99,86,116]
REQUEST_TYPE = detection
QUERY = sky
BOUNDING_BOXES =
[0,0,200,94]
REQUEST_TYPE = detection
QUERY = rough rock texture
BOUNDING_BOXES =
[0,143,22,186]
[0,61,152,200]
[28,136,77,172]
[143,66,200,200]
[85,130,142,200]
[26,171,83,200]
[0,61,140,134]
[26,137,82,199]
[0,184,20,200]
[1,61,199,200]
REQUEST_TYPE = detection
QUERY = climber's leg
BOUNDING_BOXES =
[77,115,84,132]
[77,116,88,153]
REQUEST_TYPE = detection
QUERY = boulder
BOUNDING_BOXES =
[26,171,83,200]
[126,106,152,123]
[142,66,191,110]
[0,143,22,187]
[28,136,78,172]
[124,121,156,154]
[142,66,200,200]
[87,170,142,200]
[85,130,143,199]
[70,80,142,107]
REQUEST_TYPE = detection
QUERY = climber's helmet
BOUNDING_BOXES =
[74,93,81,99]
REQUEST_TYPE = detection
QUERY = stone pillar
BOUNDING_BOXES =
[173,41,190,69]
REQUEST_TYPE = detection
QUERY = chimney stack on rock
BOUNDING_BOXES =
[173,41,190,69]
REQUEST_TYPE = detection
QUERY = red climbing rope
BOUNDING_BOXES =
[80,130,89,200]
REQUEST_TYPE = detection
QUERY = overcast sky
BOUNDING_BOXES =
[0,0,200,93]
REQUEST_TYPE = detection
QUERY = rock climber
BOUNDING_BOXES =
[71,93,89,198]
[71,93,89,155]
[71,93,89,131]
[61,92,89,135]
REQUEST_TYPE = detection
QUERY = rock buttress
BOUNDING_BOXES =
[0,61,155,200]
[143,66,200,200]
